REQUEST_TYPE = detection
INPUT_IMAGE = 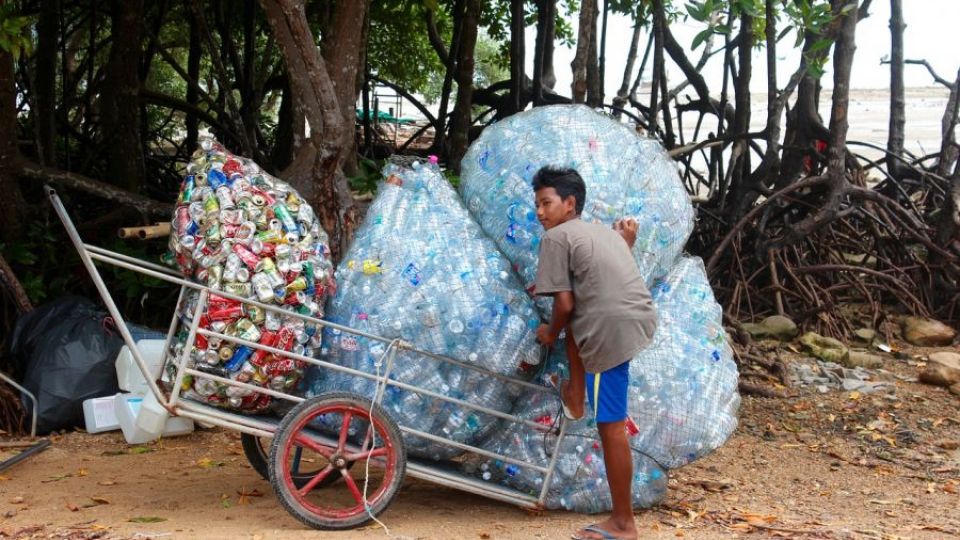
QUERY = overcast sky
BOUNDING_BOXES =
[532,1,960,96]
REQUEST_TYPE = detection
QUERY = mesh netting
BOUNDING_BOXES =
[305,160,541,460]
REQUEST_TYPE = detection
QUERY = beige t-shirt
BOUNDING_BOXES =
[534,219,657,373]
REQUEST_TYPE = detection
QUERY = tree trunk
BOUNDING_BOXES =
[185,5,201,155]
[260,0,357,259]
[586,5,602,107]
[936,65,960,177]
[448,0,481,171]
[571,0,597,103]
[777,31,830,189]
[886,0,916,180]
[508,0,525,115]
[725,9,755,219]
[432,0,465,157]
[542,0,556,89]
[533,0,557,105]
[320,0,369,178]
[100,0,145,192]
[648,0,665,130]
[612,13,643,113]
[35,0,60,166]
[0,49,26,243]
[595,0,609,106]
[780,0,859,246]
[271,79,299,171]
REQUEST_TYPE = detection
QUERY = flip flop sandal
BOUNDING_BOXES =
[548,374,584,421]
[571,524,631,540]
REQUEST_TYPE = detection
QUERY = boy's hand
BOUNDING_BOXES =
[613,218,638,249]
[536,324,556,346]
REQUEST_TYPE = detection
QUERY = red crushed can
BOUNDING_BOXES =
[232,243,260,269]
[250,330,279,367]
[208,305,243,322]
[275,327,295,352]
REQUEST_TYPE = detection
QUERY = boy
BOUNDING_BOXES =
[532,167,657,540]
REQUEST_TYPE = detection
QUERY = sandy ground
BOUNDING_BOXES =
[1,342,958,540]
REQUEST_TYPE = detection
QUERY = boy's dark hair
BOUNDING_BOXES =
[531,167,586,214]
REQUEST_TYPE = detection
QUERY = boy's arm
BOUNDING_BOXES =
[613,218,638,249]
[536,291,574,346]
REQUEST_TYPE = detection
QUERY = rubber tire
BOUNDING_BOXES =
[241,432,350,488]
[269,392,406,530]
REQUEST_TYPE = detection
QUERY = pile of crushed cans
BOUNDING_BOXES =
[163,138,335,412]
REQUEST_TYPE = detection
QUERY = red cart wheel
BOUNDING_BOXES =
[241,432,352,488]
[269,392,406,530]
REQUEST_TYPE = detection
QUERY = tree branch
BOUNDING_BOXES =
[19,161,172,218]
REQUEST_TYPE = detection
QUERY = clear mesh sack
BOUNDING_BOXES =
[164,138,334,412]
[462,256,738,511]
[459,105,694,300]
[306,159,542,459]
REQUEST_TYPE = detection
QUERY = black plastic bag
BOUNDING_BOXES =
[9,296,161,434]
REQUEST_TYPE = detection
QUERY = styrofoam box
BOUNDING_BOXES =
[115,392,194,444]
[116,339,167,394]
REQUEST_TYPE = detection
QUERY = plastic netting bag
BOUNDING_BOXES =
[163,138,335,412]
[459,105,694,301]
[306,159,542,459]
[462,257,738,512]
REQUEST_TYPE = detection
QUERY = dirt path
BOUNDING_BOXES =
[2,350,958,540]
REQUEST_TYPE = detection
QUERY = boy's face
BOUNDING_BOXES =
[535,187,577,230]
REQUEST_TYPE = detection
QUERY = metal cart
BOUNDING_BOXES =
[49,187,569,530]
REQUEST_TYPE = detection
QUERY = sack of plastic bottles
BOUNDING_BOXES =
[163,137,335,412]
[306,158,542,459]
[459,340,669,513]
[462,257,739,512]
[459,105,693,301]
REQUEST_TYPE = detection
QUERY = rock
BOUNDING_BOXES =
[742,315,799,341]
[799,332,849,364]
[951,383,960,396]
[845,351,883,369]
[854,328,876,343]
[934,439,960,451]
[902,317,956,347]
[918,352,960,388]
[929,351,960,365]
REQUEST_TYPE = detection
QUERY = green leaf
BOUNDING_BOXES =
[128,516,167,523]
[809,38,833,53]
[691,28,712,50]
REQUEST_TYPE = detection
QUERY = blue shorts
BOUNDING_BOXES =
[586,360,630,423]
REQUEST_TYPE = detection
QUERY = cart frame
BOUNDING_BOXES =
[49,187,569,527]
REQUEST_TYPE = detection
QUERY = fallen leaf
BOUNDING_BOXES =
[197,457,225,468]
[236,487,263,505]
[0,475,9,481]
[479,533,491,539]
[77,468,88,477]
[849,391,862,401]
[97,480,117,486]
[65,503,79,512]
[90,496,110,505]
[128,516,166,523]
[43,473,73,483]
[220,493,232,508]
[129,446,153,454]
[10,496,24,504]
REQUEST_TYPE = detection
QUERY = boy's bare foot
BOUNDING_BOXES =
[572,517,637,540]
